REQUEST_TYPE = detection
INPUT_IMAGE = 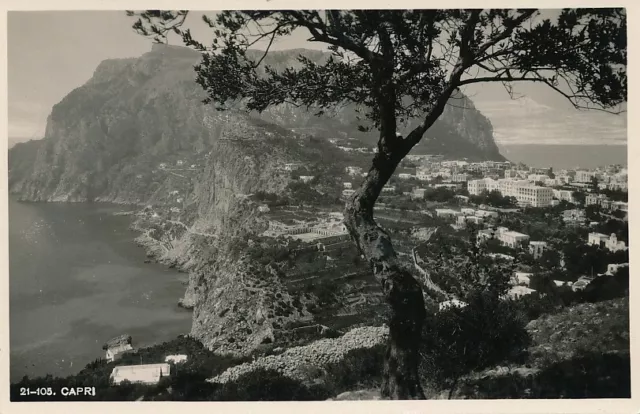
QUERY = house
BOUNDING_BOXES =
[343,182,352,189]
[176,198,183,204]
[513,272,533,286]
[300,175,315,183]
[284,163,301,171]
[461,208,475,215]
[345,166,363,176]
[110,363,171,385]
[499,230,529,248]
[258,204,270,213]
[103,335,134,363]
[342,189,356,198]
[165,354,188,364]
[398,173,413,180]
[438,299,467,312]
[529,241,547,259]
[456,215,483,227]
[176,160,184,166]
[159,163,167,170]
[588,232,627,252]
[507,285,536,299]
[435,209,459,218]
[475,210,499,218]
[554,280,573,287]
[381,185,396,193]
[411,188,426,199]
[572,276,595,291]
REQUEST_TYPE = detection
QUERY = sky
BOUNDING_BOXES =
[7,10,627,146]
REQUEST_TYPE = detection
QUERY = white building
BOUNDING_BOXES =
[398,173,413,180]
[508,286,536,299]
[456,215,483,227]
[416,168,430,181]
[300,175,315,183]
[475,209,499,218]
[451,173,469,183]
[512,184,554,207]
[461,208,475,215]
[381,185,396,193]
[528,174,549,183]
[438,299,468,312]
[467,178,488,195]
[513,272,533,286]
[165,355,188,364]
[345,166,363,176]
[435,208,459,218]
[110,363,171,385]
[258,204,270,213]
[588,232,627,252]
[553,189,575,203]
[411,188,427,199]
[575,170,595,183]
[343,182,352,189]
[342,189,356,198]
[529,241,547,259]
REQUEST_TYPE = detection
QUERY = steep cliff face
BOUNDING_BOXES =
[8,44,505,355]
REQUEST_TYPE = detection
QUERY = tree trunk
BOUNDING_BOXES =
[344,150,427,400]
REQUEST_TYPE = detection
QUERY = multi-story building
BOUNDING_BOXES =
[496,228,530,248]
[416,168,430,181]
[512,185,554,207]
[451,173,469,183]
[575,170,595,183]
[468,178,499,195]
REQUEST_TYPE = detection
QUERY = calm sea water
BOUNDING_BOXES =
[9,198,192,382]
[498,144,628,170]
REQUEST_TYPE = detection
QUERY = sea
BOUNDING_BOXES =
[9,197,192,382]
[498,144,628,170]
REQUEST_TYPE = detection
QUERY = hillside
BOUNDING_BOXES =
[8,43,505,356]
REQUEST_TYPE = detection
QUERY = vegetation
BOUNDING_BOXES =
[469,189,518,208]
[127,8,626,399]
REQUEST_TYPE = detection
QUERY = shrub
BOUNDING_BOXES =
[322,344,387,394]
[212,368,331,401]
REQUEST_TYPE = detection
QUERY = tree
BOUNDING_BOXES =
[127,9,626,399]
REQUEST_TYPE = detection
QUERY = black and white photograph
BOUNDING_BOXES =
[2,3,635,410]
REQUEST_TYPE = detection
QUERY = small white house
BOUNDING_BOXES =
[258,204,270,213]
[529,241,547,259]
[438,299,467,312]
[165,354,188,364]
[300,175,315,183]
[110,363,171,385]
[343,182,352,189]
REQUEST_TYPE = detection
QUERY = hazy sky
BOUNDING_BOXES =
[8,10,627,146]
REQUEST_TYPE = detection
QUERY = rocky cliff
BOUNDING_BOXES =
[8,44,505,355]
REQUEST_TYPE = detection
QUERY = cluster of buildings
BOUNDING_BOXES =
[586,194,629,213]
